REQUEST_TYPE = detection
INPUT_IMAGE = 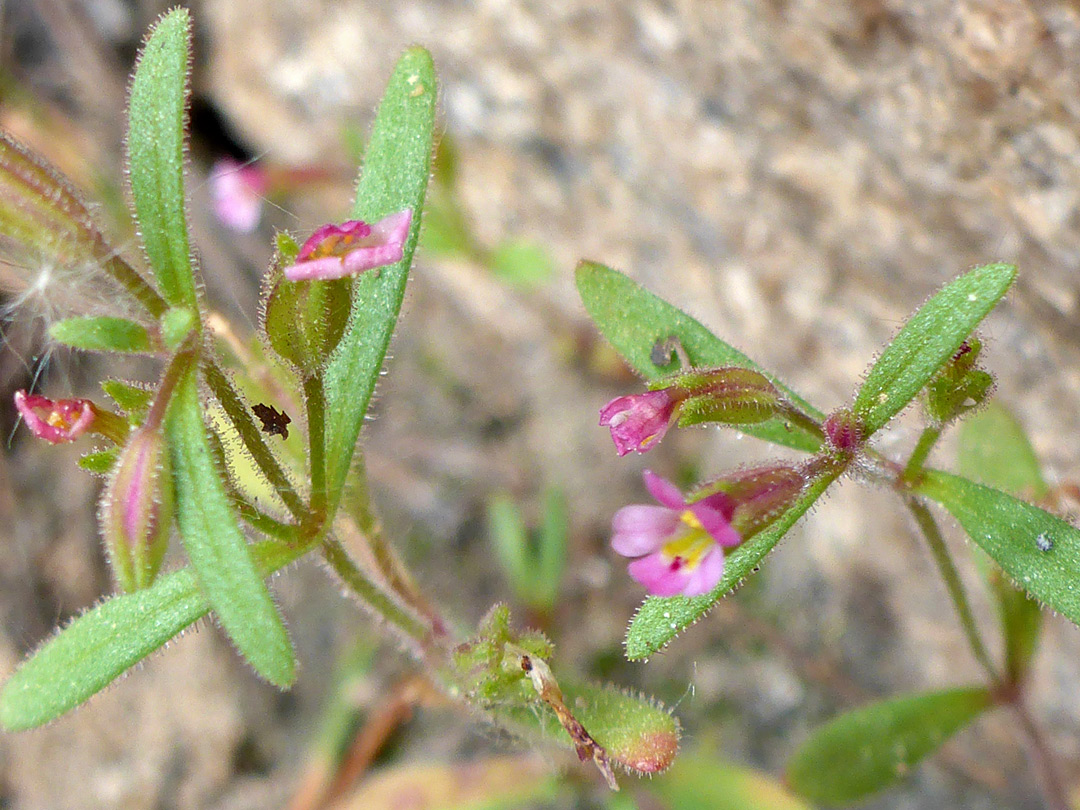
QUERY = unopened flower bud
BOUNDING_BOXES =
[100,426,173,592]
[824,408,865,454]
[925,338,994,424]
[14,391,95,444]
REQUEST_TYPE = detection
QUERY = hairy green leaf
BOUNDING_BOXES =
[127,8,199,309]
[50,316,152,353]
[0,541,301,731]
[625,471,838,660]
[167,367,295,685]
[576,261,822,452]
[957,403,1046,681]
[786,688,991,804]
[853,264,1015,435]
[916,469,1076,628]
[322,48,436,510]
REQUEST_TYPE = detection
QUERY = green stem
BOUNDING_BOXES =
[101,254,167,318]
[202,360,306,521]
[906,498,999,681]
[778,401,825,441]
[303,375,327,533]
[322,538,431,648]
[902,425,942,483]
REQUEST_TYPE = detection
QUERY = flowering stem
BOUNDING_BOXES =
[905,497,999,681]
[1008,697,1071,810]
[902,425,942,483]
[202,360,306,521]
[303,376,328,535]
[321,537,431,649]
[101,254,167,319]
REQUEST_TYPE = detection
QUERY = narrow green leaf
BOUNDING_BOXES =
[101,379,153,421]
[786,687,991,804]
[322,48,436,509]
[488,494,531,600]
[916,469,1078,627]
[625,471,838,660]
[79,448,120,475]
[957,402,1048,500]
[0,540,301,731]
[127,8,199,308]
[576,261,823,452]
[853,264,1016,435]
[650,748,811,810]
[957,402,1046,682]
[536,487,568,608]
[167,367,295,685]
[50,316,152,353]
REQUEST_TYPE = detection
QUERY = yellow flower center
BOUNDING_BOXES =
[660,511,714,572]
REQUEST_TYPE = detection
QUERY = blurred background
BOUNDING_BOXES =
[0,1,1079,807]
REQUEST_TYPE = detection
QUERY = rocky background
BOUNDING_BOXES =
[0,1,1079,808]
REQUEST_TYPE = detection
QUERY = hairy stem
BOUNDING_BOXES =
[1009,697,1071,810]
[902,425,943,483]
[303,375,328,534]
[906,498,998,681]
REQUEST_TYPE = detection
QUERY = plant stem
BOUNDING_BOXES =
[202,360,306,521]
[1010,697,1071,810]
[303,375,328,534]
[322,538,431,649]
[902,425,942,483]
[906,497,999,681]
[778,401,825,441]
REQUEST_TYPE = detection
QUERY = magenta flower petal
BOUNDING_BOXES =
[642,469,686,510]
[691,501,742,548]
[627,552,690,597]
[611,505,682,556]
[283,209,413,281]
[680,547,725,596]
[14,390,95,444]
[599,389,677,455]
[209,158,268,234]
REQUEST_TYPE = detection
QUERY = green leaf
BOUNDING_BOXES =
[957,402,1047,682]
[957,401,1048,500]
[786,687,991,804]
[101,379,153,421]
[853,264,1016,436]
[915,469,1077,627]
[322,48,436,510]
[0,540,302,731]
[50,316,152,353]
[167,366,295,685]
[625,470,838,660]
[488,494,531,600]
[127,8,199,309]
[576,261,823,452]
[649,747,811,810]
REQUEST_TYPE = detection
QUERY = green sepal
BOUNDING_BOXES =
[321,48,437,513]
[451,604,553,704]
[786,687,991,804]
[49,316,152,354]
[625,469,838,660]
[166,365,296,686]
[127,8,199,309]
[101,379,153,423]
[576,261,823,452]
[0,540,304,731]
[853,264,1015,436]
[263,269,350,375]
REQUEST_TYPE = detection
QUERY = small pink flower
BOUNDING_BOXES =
[209,158,269,234]
[599,390,679,456]
[611,470,741,597]
[14,390,95,444]
[283,209,413,282]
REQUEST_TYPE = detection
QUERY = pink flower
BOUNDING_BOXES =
[611,470,741,597]
[599,390,679,456]
[14,390,95,444]
[283,210,413,282]
[209,158,269,234]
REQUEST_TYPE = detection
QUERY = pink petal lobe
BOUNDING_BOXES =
[643,470,686,510]
[628,552,691,596]
[680,547,725,596]
[611,505,680,557]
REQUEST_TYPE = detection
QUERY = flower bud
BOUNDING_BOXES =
[824,408,865,454]
[925,338,994,424]
[100,426,173,592]
[282,210,412,281]
[14,391,95,444]
[691,464,807,538]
